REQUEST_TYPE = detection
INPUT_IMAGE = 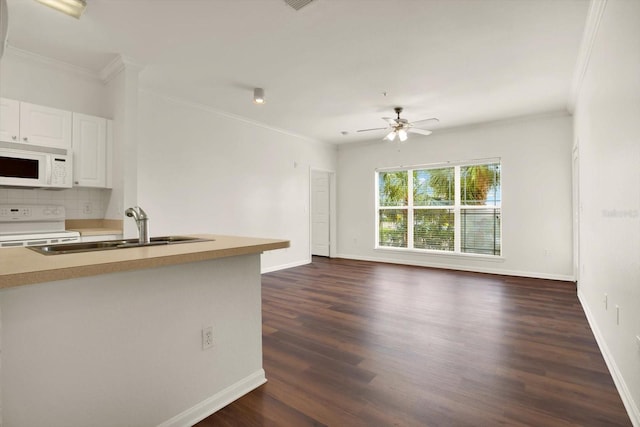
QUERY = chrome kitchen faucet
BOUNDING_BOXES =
[125,206,150,244]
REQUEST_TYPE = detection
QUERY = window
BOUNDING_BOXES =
[376,161,501,256]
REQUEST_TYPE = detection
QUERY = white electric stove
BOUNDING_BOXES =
[0,204,80,248]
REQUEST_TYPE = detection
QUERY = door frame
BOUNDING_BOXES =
[572,143,580,285]
[309,168,337,258]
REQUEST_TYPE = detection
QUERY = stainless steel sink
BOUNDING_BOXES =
[28,236,212,255]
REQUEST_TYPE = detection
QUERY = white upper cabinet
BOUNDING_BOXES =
[72,113,112,188]
[0,98,20,142]
[0,98,72,149]
[20,102,72,149]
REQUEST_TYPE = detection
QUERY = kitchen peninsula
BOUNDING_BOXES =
[0,234,289,427]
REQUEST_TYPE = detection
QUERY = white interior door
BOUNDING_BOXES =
[311,170,330,256]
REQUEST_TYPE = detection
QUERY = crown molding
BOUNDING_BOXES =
[3,44,102,82]
[139,88,332,147]
[339,110,571,150]
[568,0,608,113]
[99,55,144,84]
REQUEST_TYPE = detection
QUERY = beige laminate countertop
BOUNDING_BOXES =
[0,234,289,290]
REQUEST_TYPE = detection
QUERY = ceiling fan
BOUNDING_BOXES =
[357,107,439,142]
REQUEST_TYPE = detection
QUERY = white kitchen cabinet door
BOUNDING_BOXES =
[0,97,20,143]
[72,113,107,188]
[19,101,72,149]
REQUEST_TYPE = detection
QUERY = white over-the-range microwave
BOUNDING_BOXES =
[0,143,72,189]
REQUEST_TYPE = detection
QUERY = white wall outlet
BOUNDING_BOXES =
[202,326,213,350]
[83,202,93,215]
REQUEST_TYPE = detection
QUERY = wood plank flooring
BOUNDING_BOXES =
[196,257,631,427]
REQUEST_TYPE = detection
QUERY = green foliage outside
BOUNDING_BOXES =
[379,209,407,247]
[461,164,501,205]
[413,209,454,250]
[379,171,408,206]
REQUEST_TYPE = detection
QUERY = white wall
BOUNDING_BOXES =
[573,0,640,424]
[337,113,573,280]
[137,91,337,272]
[0,48,109,117]
[103,61,141,229]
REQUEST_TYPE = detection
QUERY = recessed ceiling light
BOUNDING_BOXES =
[34,0,87,19]
[253,88,265,105]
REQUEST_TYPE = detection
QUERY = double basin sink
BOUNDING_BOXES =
[29,236,212,255]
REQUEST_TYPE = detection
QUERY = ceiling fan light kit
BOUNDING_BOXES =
[357,107,438,143]
[385,129,408,142]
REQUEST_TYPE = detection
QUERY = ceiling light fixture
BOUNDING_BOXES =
[384,129,408,143]
[33,0,87,19]
[358,107,439,143]
[253,88,265,105]
[385,130,396,142]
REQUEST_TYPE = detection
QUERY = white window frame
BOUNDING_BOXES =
[375,158,502,257]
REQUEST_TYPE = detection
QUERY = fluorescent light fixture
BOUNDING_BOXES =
[253,88,265,105]
[398,129,408,142]
[33,0,87,19]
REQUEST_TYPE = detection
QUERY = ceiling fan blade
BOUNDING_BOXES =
[408,128,432,136]
[382,117,396,125]
[356,127,388,133]
[411,117,440,127]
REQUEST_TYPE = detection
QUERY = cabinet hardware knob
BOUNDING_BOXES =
[23,137,28,141]
[12,135,17,140]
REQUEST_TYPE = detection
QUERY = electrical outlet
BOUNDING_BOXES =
[83,202,93,215]
[202,326,213,350]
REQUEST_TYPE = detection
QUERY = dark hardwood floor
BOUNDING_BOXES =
[196,257,631,427]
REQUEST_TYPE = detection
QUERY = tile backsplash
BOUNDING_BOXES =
[0,187,112,219]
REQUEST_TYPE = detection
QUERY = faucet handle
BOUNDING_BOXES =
[125,206,149,220]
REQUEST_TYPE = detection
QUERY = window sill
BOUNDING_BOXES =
[374,246,505,262]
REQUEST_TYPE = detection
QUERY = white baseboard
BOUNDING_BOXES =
[578,291,640,427]
[335,253,574,282]
[261,258,311,274]
[157,369,267,427]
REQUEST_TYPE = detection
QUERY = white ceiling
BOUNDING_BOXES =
[4,0,589,144]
